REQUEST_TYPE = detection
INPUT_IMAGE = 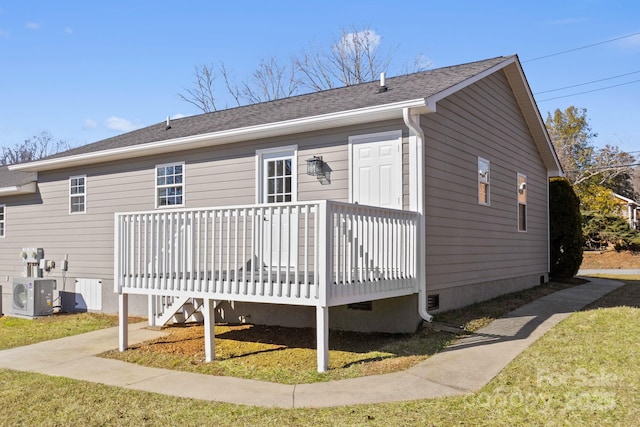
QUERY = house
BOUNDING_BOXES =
[614,193,639,229]
[0,55,561,371]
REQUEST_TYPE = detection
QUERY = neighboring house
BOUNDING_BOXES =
[0,55,561,371]
[614,193,639,229]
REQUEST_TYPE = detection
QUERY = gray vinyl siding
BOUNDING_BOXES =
[0,120,407,289]
[423,70,548,291]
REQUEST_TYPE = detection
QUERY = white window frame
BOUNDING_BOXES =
[69,175,87,214]
[155,162,185,208]
[478,157,490,205]
[0,204,5,238]
[255,145,298,203]
[517,173,527,232]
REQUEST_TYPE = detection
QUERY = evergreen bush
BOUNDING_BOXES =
[583,214,640,252]
[549,177,583,279]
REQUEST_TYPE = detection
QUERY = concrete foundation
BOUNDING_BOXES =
[426,273,549,314]
[214,294,421,334]
[2,272,550,334]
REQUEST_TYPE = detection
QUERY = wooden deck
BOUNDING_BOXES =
[115,200,419,371]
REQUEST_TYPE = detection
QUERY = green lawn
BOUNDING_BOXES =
[99,278,586,384]
[0,278,638,426]
[0,312,119,351]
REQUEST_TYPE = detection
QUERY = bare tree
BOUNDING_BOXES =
[181,58,298,111]
[178,64,218,113]
[1,131,69,165]
[546,107,634,189]
[632,165,640,199]
[591,144,636,189]
[241,57,298,104]
[179,26,409,113]
[295,28,392,91]
[399,53,433,75]
[219,62,243,107]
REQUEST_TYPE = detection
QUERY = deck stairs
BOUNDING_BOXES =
[154,296,205,326]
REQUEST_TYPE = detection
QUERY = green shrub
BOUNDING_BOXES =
[549,177,583,279]
[583,213,640,252]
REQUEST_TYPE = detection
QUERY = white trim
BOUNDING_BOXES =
[255,145,298,203]
[11,100,428,173]
[613,193,638,205]
[69,174,87,214]
[504,60,564,175]
[348,130,403,206]
[0,181,37,195]
[424,56,518,112]
[155,161,185,208]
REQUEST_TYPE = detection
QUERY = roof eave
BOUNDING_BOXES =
[0,181,37,196]
[424,56,518,111]
[10,99,430,172]
[502,59,564,175]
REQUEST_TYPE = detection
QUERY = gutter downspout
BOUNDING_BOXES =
[403,107,433,323]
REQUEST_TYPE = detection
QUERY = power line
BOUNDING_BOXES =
[564,162,640,172]
[537,78,640,102]
[534,70,640,94]
[523,31,640,63]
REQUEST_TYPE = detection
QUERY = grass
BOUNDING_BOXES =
[0,276,637,426]
[99,278,584,384]
[0,312,121,351]
[99,323,451,384]
[582,274,640,281]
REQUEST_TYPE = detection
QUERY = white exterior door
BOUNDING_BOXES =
[350,131,403,209]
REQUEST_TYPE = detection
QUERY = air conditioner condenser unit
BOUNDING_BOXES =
[12,278,55,317]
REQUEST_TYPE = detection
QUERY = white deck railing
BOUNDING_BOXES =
[115,200,419,307]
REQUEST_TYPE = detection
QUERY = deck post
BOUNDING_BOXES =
[147,295,156,327]
[204,299,216,362]
[316,200,330,373]
[316,305,329,373]
[118,293,128,352]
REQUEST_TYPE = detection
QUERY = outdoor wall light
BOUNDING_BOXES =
[306,156,325,177]
[306,156,330,185]
[519,182,527,193]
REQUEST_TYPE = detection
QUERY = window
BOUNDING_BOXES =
[256,146,297,203]
[0,204,5,238]
[70,175,86,214]
[156,162,184,207]
[517,173,527,231]
[478,157,490,205]
[266,157,293,203]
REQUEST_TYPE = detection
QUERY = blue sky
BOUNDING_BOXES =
[1,1,639,155]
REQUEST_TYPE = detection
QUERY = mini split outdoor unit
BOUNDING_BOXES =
[12,278,55,317]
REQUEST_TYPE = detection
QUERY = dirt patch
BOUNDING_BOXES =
[581,250,640,269]
[129,323,407,358]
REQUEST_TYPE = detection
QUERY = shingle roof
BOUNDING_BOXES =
[47,56,511,159]
[0,166,36,188]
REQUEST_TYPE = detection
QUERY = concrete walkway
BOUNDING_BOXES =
[0,278,624,408]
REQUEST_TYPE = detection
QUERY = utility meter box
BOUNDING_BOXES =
[12,278,55,317]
